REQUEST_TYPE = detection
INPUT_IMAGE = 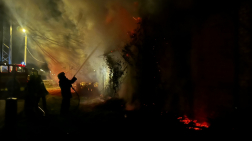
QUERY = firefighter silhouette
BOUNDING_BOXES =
[36,75,49,113]
[25,70,46,116]
[58,72,77,116]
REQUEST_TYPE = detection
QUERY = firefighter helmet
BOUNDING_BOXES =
[57,72,65,79]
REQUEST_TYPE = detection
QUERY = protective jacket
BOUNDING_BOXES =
[59,77,77,98]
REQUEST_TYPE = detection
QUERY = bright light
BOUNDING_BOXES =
[94,70,95,71]
[22,29,26,33]
[21,62,25,65]
[18,67,21,69]
[40,69,43,71]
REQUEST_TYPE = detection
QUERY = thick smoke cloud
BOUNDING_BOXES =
[3,0,155,88]
[2,0,166,108]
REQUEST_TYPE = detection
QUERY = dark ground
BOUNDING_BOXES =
[0,95,248,140]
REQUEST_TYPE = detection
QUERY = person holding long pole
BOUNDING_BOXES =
[57,72,77,117]
[57,43,100,116]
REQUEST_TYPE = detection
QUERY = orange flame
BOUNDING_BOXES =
[132,17,142,23]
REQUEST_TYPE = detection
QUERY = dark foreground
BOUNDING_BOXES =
[0,96,249,140]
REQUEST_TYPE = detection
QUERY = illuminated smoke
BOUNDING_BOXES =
[2,0,164,110]
[2,0,148,90]
[3,0,203,115]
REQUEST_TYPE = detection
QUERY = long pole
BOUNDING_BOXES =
[9,21,12,65]
[74,42,101,76]
[24,34,27,65]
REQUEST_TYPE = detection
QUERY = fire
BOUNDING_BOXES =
[177,115,210,130]
[133,17,142,23]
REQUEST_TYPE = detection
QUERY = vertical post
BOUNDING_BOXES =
[8,21,12,65]
[24,34,27,65]
[5,97,17,136]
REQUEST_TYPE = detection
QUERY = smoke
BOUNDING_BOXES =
[3,1,141,81]
[2,0,162,107]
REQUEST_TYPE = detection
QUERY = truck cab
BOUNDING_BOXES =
[0,64,28,99]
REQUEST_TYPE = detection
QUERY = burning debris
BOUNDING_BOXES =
[177,115,209,130]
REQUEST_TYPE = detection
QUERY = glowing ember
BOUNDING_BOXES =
[132,17,141,23]
[195,122,209,128]
[178,115,210,130]
[194,128,202,130]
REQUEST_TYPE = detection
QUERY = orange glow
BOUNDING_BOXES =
[105,16,114,24]
[125,103,135,111]
[133,17,142,23]
[180,116,191,124]
[195,122,209,128]
[178,115,210,130]
[194,128,202,130]
[134,2,139,8]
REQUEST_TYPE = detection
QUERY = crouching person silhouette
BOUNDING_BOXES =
[57,72,77,117]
